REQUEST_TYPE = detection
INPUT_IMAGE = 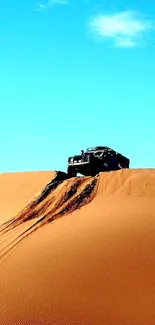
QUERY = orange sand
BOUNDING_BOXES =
[0,169,155,325]
[0,171,55,223]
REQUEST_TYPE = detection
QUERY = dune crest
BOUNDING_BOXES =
[97,169,155,196]
[0,171,97,264]
[0,171,56,223]
[0,168,155,324]
[1,169,155,265]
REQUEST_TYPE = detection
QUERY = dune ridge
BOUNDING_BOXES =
[0,171,56,223]
[97,169,155,196]
[0,168,155,324]
[1,169,155,265]
[0,171,97,264]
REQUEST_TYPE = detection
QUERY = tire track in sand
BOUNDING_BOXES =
[0,172,98,264]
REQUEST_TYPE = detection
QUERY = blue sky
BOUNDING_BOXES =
[0,0,155,172]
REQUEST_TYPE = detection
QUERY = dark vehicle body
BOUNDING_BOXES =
[67,146,130,177]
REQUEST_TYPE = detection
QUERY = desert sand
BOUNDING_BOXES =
[0,168,155,325]
[0,171,56,223]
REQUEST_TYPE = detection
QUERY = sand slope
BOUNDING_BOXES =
[0,171,56,223]
[0,171,97,263]
[97,168,155,196]
[0,169,155,325]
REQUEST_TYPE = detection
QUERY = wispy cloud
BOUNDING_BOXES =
[89,10,153,48]
[36,0,69,11]
[49,0,68,4]
[35,4,47,11]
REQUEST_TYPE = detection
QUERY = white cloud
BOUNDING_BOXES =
[35,4,47,11]
[89,10,153,48]
[36,0,68,11]
[49,0,68,4]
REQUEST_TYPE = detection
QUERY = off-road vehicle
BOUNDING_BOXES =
[67,146,130,177]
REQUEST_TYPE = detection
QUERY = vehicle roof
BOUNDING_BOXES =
[86,146,114,152]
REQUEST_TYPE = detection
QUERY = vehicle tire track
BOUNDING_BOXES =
[0,173,98,264]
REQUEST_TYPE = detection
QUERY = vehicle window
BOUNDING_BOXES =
[94,151,103,156]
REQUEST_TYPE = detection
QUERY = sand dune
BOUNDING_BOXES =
[97,168,155,196]
[0,168,155,324]
[0,171,56,223]
[0,171,97,264]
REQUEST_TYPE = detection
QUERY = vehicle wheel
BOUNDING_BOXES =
[67,166,77,177]
[72,170,77,177]
[88,166,98,177]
